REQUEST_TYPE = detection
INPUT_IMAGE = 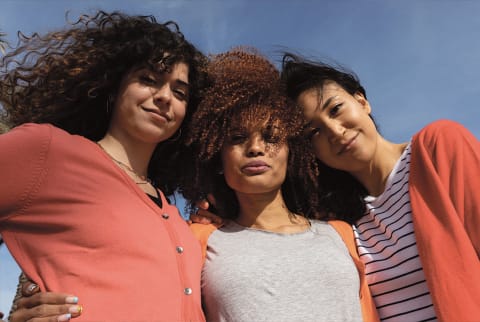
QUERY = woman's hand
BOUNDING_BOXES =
[189,194,223,225]
[9,281,82,322]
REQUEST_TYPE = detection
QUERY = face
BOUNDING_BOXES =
[108,62,190,145]
[298,81,379,173]
[221,121,289,196]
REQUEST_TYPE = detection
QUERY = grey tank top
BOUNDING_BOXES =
[201,220,363,322]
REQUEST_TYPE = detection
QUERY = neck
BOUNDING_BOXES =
[234,190,309,233]
[98,133,155,179]
[351,137,408,197]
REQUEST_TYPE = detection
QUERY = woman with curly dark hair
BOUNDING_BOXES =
[0,11,207,322]
[183,48,375,321]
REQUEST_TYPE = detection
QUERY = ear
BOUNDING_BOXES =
[353,92,371,114]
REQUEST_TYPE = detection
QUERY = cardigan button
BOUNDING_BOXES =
[184,288,192,295]
[162,213,169,219]
[176,246,184,254]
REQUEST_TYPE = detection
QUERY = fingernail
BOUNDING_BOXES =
[57,313,71,322]
[65,296,78,304]
[27,283,39,293]
[69,305,82,314]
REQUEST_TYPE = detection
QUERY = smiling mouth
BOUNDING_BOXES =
[142,107,172,121]
[338,132,359,155]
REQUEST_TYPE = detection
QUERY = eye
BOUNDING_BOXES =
[227,133,247,145]
[329,103,342,117]
[173,87,189,101]
[139,75,157,85]
[263,131,281,144]
[303,126,321,141]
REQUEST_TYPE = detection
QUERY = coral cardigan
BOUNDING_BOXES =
[335,120,480,322]
[0,124,205,322]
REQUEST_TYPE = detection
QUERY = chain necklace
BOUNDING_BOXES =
[97,142,152,185]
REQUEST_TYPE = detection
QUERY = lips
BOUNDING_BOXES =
[337,132,359,155]
[241,160,270,175]
[142,106,172,121]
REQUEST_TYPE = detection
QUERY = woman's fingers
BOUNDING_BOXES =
[206,193,217,208]
[195,199,210,210]
[21,281,40,297]
[9,303,82,322]
[191,208,223,225]
[16,292,78,309]
[10,292,82,322]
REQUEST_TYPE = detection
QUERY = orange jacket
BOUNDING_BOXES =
[329,220,379,322]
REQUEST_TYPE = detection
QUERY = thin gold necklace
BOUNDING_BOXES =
[97,142,151,185]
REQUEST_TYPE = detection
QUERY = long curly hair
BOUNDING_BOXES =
[0,11,208,195]
[180,48,320,220]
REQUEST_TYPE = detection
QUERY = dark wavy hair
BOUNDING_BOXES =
[180,48,319,220]
[281,52,370,223]
[0,11,208,195]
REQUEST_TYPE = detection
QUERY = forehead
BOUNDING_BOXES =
[169,62,190,82]
[229,113,282,132]
[128,62,190,81]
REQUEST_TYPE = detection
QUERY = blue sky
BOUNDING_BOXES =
[1,0,479,314]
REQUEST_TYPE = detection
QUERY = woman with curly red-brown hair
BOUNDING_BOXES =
[0,11,207,322]
[182,48,375,321]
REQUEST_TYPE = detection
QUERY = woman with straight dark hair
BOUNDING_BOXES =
[281,53,480,322]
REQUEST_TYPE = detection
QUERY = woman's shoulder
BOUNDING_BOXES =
[411,119,478,168]
[3,123,92,158]
[1,123,55,150]
[8,122,52,134]
[5,123,71,140]
[414,119,472,142]
[312,219,353,238]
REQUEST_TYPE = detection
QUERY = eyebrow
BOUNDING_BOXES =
[304,95,338,128]
[320,95,338,111]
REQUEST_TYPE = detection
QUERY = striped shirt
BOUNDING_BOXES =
[353,143,437,321]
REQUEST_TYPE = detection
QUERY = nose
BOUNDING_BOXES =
[153,84,172,105]
[246,134,265,157]
[324,120,345,143]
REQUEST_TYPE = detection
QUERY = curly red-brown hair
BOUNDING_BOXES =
[0,11,208,195]
[180,48,320,219]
